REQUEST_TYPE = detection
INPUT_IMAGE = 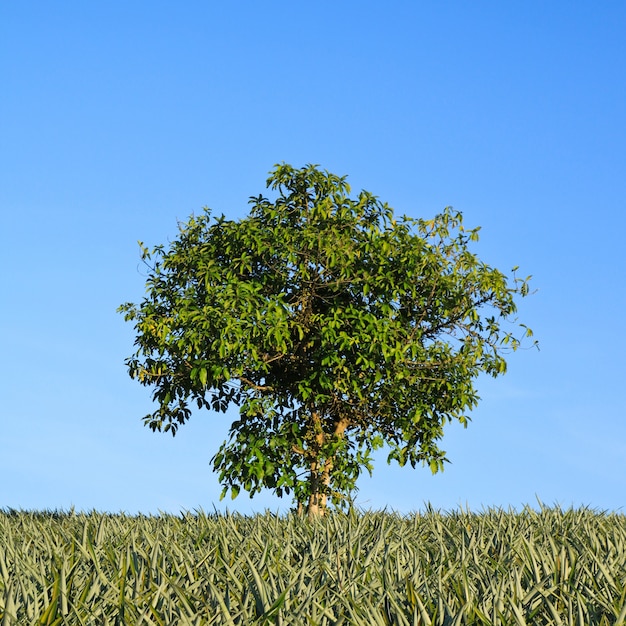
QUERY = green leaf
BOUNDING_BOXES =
[199,368,207,387]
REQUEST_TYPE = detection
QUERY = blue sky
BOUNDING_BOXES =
[2,2,625,515]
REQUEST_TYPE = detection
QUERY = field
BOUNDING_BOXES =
[1,506,625,625]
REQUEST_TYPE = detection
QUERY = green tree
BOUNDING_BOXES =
[119,164,535,517]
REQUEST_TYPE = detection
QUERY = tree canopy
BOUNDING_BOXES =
[119,164,535,516]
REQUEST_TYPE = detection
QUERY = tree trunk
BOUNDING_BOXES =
[305,415,349,519]
[306,459,331,519]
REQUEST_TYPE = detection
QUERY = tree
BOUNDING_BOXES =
[119,164,535,517]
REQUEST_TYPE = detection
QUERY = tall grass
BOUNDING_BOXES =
[1,506,625,624]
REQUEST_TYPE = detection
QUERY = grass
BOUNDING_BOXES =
[1,505,625,624]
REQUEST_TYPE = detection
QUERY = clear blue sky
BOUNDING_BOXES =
[2,2,625,515]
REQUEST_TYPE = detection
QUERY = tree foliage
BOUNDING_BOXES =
[119,164,535,516]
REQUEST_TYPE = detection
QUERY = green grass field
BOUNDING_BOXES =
[1,506,625,625]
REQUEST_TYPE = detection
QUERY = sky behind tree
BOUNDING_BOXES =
[2,1,625,514]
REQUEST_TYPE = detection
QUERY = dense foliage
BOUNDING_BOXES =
[1,507,625,624]
[119,164,535,515]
